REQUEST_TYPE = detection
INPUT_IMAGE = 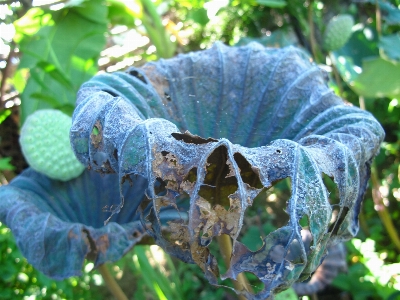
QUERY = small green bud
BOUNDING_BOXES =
[323,14,354,52]
[20,109,85,181]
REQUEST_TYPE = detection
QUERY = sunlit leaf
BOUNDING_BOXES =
[13,8,53,42]
[17,3,107,124]
[379,33,400,61]
[352,57,400,98]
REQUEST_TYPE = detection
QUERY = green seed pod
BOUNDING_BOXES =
[323,14,354,52]
[20,109,85,181]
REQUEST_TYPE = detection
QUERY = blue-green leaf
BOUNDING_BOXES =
[68,43,383,299]
[379,33,400,61]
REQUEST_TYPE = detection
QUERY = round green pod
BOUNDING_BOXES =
[323,14,354,52]
[20,109,85,181]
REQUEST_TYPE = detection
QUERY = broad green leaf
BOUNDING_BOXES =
[379,34,400,61]
[30,92,65,107]
[18,3,107,123]
[13,8,53,42]
[352,57,400,98]
[74,0,108,24]
[36,61,74,90]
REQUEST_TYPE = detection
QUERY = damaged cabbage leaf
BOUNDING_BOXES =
[0,169,147,279]
[70,42,384,299]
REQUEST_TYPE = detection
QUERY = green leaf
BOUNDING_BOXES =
[188,8,209,26]
[18,4,107,123]
[256,0,287,8]
[30,92,63,107]
[352,58,400,98]
[36,61,74,90]
[12,69,29,93]
[379,1,400,25]
[107,0,135,27]
[74,0,108,24]
[275,287,298,300]
[333,26,379,67]
[379,34,400,61]
[13,8,53,42]
[0,109,11,125]
[0,157,15,171]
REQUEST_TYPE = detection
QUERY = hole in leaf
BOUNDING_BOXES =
[233,152,263,188]
[198,145,239,209]
[82,229,97,260]
[239,272,265,294]
[92,126,99,136]
[322,173,343,229]
[322,173,339,206]
[186,167,197,183]
[128,69,147,84]
[164,92,172,101]
[205,234,232,275]
[161,150,169,156]
[171,131,218,144]
[286,238,304,264]
[239,182,291,252]
[90,120,102,148]
[266,179,292,228]
[154,177,167,196]
[328,206,350,235]
[113,149,118,162]
[299,214,309,229]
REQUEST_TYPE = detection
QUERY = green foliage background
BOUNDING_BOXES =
[0,0,399,299]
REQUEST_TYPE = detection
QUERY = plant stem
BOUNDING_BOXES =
[370,163,400,252]
[375,0,382,38]
[307,0,319,63]
[358,97,400,252]
[98,263,128,300]
[140,0,175,58]
[216,234,253,300]
[359,96,366,110]
[330,53,344,97]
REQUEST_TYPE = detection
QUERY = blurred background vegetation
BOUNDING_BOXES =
[0,0,399,299]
